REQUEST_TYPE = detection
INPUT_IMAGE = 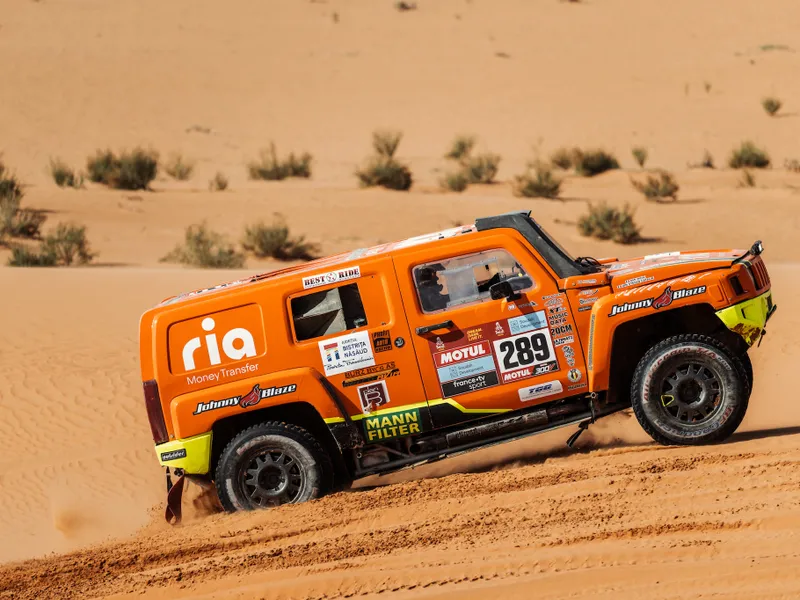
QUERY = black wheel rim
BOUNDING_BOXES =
[658,361,723,426]
[241,449,304,508]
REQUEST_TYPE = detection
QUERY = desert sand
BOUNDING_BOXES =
[1,0,800,598]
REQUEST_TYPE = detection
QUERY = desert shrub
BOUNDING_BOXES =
[631,170,679,201]
[164,153,195,180]
[464,153,501,184]
[445,135,476,161]
[785,159,800,173]
[573,149,620,177]
[395,1,417,10]
[41,223,95,265]
[49,158,83,188]
[248,144,312,181]
[372,130,403,159]
[739,170,757,188]
[631,146,648,168]
[0,168,45,239]
[86,148,159,190]
[578,203,640,244]
[162,224,245,268]
[728,141,770,169]
[550,147,575,170]
[688,150,715,169]
[512,164,562,199]
[356,156,413,190]
[440,171,469,192]
[208,171,229,191]
[242,219,319,260]
[356,131,413,191]
[7,245,57,267]
[762,97,782,117]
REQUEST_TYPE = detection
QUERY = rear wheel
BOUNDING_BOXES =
[215,422,329,512]
[631,334,748,446]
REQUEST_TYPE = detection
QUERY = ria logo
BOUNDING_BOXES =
[182,317,257,371]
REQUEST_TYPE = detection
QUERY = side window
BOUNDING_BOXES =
[291,283,368,341]
[413,249,533,313]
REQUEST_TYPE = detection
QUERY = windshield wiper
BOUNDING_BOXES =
[575,256,602,272]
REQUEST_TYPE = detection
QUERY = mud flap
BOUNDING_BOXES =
[165,468,186,525]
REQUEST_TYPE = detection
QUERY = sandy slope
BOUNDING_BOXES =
[0,265,797,599]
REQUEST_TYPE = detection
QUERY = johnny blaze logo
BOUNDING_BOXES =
[609,285,706,317]
[193,383,297,415]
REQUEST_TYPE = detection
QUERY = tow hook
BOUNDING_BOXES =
[566,393,598,448]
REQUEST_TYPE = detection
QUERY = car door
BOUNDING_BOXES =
[287,256,431,442]
[393,234,587,428]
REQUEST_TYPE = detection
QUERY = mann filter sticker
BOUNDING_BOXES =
[319,331,374,376]
[507,311,548,335]
[363,407,421,442]
[492,328,558,384]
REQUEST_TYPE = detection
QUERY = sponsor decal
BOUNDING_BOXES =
[193,383,297,415]
[548,315,568,326]
[579,289,599,297]
[578,298,597,306]
[186,362,260,386]
[160,449,187,462]
[567,368,582,383]
[609,285,707,316]
[550,324,573,336]
[467,327,483,342]
[363,407,421,442]
[553,335,574,347]
[617,275,654,289]
[548,305,567,315]
[577,279,598,285]
[495,321,506,336]
[542,293,562,300]
[435,337,445,351]
[561,345,576,367]
[508,311,548,335]
[434,341,491,368]
[519,380,563,402]
[372,330,393,353]
[644,251,679,260]
[587,314,595,371]
[578,305,594,312]
[302,266,361,290]
[175,312,260,373]
[342,362,400,387]
[357,380,391,414]
[318,331,375,376]
[442,371,500,396]
[509,301,537,311]
[568,382,588,391]
[545,297,563,307]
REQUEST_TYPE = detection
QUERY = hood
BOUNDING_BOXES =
[606,250,743,291]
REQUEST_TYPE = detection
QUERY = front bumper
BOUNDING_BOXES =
[716,290,775,346]
[155,432,212,475]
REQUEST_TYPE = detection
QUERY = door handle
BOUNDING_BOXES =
[415,320,454,335]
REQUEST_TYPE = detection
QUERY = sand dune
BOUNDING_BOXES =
[2,0,800,597]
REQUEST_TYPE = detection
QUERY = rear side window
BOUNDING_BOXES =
[291,283,368,341]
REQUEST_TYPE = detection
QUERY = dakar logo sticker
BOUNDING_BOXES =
[435,337,445,351]
[181,317,257,372]
[495,321,505,336]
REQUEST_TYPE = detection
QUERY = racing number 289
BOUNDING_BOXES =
[498,332,551,370]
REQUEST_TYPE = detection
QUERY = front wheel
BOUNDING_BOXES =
[214,422,330,512]
[631,334,748,446]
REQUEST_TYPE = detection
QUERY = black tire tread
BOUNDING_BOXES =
[631,333,749,446]
[214,421,333,512]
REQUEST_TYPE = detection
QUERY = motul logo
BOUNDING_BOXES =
[182,317,257,371]
[435,342,490,367]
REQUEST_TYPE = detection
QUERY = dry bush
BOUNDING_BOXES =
[512,164,562,199]
[242,218,319,260]
[1,166,46,240]
[248,144,313,181]
[208,172,229,191]
[86,148,159,190]
[49,158,83,188]
[445,135,476,161]
[8,223,95,267]
[165,154,195,181]
[573,148,620,177]
[784,159,800,173]
[762,97,782,117]
[578,203,641,244]
[443,134,500,183]
[356,131,413,191]
[631,146,648,168]
[688,150,715,169]
[631,170,679,202]
[161,224,245,268]
[738,170,757,188]
[549,147,575,170]
[728,141,770,169]
[440,171,469,193]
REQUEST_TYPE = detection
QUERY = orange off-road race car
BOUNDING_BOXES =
[140,211,776,521]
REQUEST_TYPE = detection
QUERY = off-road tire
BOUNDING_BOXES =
[215,421,331,512]
[631,334,749,446]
